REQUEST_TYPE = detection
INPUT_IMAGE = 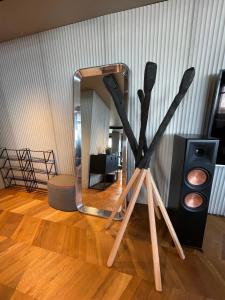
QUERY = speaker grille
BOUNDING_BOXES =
[184,193,204,208]
[186,168,208,186]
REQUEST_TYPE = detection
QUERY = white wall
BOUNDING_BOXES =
[81,91,93,188]
[90,91,110,187]
[0,0,225,215]
[81,90,110,188]
[90,92,110,155]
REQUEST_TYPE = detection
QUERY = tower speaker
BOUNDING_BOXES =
[167,134,219,249]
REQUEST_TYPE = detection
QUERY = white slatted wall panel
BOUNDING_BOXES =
[0,0,224,214]
[39,17,106,173]
[0,35,57,152]
[209,166,225,215]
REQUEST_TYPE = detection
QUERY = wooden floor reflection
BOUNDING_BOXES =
[83,170,126,211]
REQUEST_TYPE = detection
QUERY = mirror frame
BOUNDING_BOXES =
[73,63,129,219]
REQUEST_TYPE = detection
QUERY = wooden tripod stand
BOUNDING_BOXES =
[105,168,185,292]
[103,62,195,292]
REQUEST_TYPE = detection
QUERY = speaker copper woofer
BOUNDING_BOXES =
[184,193,204,208]
[186,169,208,186]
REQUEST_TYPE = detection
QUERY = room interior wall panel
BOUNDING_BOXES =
[89,92,110,187]
[0,82,17,148]
[38,17,106,174]
[0,0,224,215]
[0,83,17,188]
[0,35,58,181]
[81,91,93,189]
[209,165,225,216]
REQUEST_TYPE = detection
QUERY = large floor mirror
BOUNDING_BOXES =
[74,64,129,219]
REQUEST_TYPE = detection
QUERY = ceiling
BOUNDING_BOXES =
[0,0,165,42]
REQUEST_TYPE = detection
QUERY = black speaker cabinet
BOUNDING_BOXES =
[167,134,219,249]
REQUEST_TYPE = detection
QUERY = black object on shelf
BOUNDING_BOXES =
[204,69,225,164]
[89,154,118,190]
[0,148,57,192]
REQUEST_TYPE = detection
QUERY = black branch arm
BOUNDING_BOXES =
[103,74,138,159]
[136,62,157,165]
[137,89,148,154]
[138,67,196,169]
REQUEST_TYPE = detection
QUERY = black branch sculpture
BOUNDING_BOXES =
[103,62,195,292]
[103,64,195,169]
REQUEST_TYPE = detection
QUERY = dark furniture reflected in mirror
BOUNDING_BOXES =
[73,64,128,219]
[89,154,118,190]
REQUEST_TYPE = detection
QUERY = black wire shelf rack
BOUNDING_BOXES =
[0,148,57,192]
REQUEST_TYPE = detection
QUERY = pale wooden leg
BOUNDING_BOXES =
[107,169,147,267]
[149,171,185,260]
[146,170,162,292]
[105,168,141,230]
[153,197,161,220]
[144,181,161,220]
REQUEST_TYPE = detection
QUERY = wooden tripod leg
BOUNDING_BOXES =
[153,198,161,220]
[105,168,141,230]
[149,171,185,260]
[107,169,147,267]
[144,181,161,220]
[146,170,162,292]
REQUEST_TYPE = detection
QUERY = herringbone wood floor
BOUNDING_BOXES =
[0,185,224,299]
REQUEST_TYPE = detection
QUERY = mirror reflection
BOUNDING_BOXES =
[74,64,128,217]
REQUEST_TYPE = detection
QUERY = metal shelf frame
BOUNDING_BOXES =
[0,148,57,192]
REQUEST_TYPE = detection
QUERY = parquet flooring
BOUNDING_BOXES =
[82,170,126,211]
[0,186,224,299]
